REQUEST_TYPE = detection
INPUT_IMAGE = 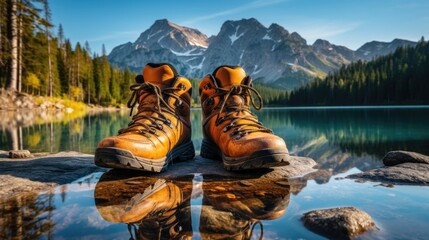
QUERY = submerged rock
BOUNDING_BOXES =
[383,151,429,166]
[347,150,429,185]
[302,207,376,239]
[347,162,429,185]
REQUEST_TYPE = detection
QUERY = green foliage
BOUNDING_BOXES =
[24,73,40,93]
[0,0,136,106]
[288,40,429,106]
[253,83,290,106]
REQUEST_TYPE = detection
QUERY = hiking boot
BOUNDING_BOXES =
[95,63,195,172]
[199,65,289,170]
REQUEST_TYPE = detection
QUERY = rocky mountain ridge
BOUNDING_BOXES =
[108,18,417,89]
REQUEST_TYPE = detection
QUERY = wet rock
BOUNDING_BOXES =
[0,151,105,199]
[302,207,376,239]
[9,150,33,159]
[347,162,429,185]
[0,151,315,201]
[0,175,56,200]
[383,151,429,166]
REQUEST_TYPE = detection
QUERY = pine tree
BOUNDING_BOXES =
[42,0,53,97]
[288,41,429,106]
[6,0,18,90]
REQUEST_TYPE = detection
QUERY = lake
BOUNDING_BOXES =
[1,107,429,239]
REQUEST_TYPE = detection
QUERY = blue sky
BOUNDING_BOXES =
[50,0,429,55]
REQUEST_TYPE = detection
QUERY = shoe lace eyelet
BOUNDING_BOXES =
[206,98,214,106]
[235,132,247,140]
[177,83,186,90]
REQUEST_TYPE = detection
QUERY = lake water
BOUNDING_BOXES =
[1,107,429,239]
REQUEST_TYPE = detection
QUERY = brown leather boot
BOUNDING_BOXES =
[95,63,195,172]
[199,65,289,170]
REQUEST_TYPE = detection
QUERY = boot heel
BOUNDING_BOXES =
[200,138,222,160]
[174,140,196,162]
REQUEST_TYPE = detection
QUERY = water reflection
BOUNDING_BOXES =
[94,171,290,239]
[0,193,55,239]
[1,107,429,174]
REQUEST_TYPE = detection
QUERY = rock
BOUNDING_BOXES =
[0,175,56,200]
[0,151,105,184]
[9,150,33,159]
[128,155,317,179]
[302,207,376,239]
[0,151,314,201]
[347,162,429,185]
[383,151,429,166]
[54,103,64,109]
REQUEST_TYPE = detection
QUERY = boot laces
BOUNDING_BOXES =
[210,84,272,139]
[119,82,183,138]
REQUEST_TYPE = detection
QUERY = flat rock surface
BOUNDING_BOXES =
[0,151,316,200]
[151,154,317,179]
[0,175,56,200]
[347,162,429,185]
[302,207,376,239]
[383,151,429,166]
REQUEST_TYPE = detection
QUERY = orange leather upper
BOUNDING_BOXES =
[98,64,192,160]
[143,63,176,87]
[200,66,288,158]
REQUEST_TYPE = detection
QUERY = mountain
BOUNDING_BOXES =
[355,39,417,60]
[108,18,417,90]
[108,19,208,75]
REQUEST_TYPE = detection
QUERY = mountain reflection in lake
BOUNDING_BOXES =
[1,107,429,174]
[1,107,429,239]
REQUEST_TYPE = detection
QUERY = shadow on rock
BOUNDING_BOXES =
[104,154,316,180]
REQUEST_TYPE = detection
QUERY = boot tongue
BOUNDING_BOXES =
[213,66,246,89]
[142,63,177,88]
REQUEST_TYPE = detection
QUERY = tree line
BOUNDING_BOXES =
[0,0,135,105]
[288,39,429,105]
[3,0,427,107]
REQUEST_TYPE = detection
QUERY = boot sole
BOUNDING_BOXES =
[94,140,195,172]
[200,138,289,171]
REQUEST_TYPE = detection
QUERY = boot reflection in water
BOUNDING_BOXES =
[199,178,290,239]
[94,171,290,240]
[94,172,193,240]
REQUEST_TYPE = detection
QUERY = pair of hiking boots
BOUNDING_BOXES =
[95,63,289,172]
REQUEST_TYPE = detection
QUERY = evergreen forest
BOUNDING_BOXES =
[1,0,428,107]
[288,40,429,106]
